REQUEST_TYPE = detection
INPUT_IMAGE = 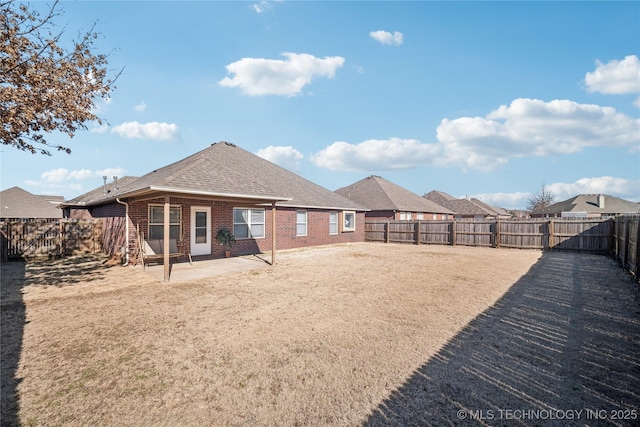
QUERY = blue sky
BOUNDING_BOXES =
[2,0,639,210]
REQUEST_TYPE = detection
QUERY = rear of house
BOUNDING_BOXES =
[62,142,366,264]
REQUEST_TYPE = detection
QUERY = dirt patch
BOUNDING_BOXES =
[1,243,638,426]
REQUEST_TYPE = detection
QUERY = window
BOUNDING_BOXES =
[433,213,437,220]
[342,211,356,232]
[296,210,307,236]
[399,212,407,220]
[148,205,181,240]
[417,213,424,220]
[329,211,338,235]
[194,211,207,243]
[233,208,265,239]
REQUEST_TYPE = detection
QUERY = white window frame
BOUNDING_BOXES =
[417,213,424,220]
[296,210,307,237]
[233,208,265,239]
[148,204,181,240]
[342,211,356,232]
[329,211,338,235]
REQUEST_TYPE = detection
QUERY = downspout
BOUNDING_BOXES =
[115,198,130,266]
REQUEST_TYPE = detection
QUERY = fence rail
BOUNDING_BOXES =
[366,217,639,281]
[1,218,126,261]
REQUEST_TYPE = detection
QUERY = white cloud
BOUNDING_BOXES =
[90,124,109,133]
[369,30,403,46]
[218,52,346,97]
[311,138,441,172]
[469,192,532,210]
[256,146,303,171]
[40,168,126,183]
[111,121,180,141]
[41,168,72,183]
[437,98,640,171]
[584,55,640,94]
[471,176,640,209]
[311,98,639,173]
[548,176,640,200]
[134,101,147,112]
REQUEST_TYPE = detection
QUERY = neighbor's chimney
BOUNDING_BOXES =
[103,176,108,194]
[113,176,118,192]
[597,194,605,209]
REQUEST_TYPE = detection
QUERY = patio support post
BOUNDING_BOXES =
[271,202,276,265]
[163,196,170,282]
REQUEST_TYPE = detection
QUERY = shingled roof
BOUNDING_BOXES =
[424,190,511,218]
[532,194,640,216]
[335,176,453,214]
[1,187,63,219]
[63,142,365,211]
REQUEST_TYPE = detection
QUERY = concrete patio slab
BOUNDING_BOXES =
[136,256,271,283]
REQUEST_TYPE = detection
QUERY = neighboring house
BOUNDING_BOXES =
[0,187,63,220]
[530,194,640,218]
[424,190,512,220]
[62,142,367,268]
[334,175,454,221]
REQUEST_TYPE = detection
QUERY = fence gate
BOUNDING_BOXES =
[0,219,106,261]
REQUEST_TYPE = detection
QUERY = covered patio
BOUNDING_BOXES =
[136,254,272,283]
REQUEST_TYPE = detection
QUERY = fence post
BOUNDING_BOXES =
[548,220,554,250]
[623,218,630,270]
[634,217,640,282]
[415,221,421,245]
[495,221,500,248]
[385,221,390,244]
[450,220,456,246]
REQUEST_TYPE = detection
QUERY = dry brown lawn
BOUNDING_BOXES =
[1,243,638,426]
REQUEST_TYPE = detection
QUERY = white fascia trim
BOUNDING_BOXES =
[148,186,292,202]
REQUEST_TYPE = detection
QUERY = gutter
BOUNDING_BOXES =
[115,198,130,266]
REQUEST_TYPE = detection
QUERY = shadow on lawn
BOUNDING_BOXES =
[0,256,109,426]
[365,251,640,427]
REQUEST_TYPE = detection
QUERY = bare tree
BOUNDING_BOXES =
[527,183,556,212]
[1,0,118,155]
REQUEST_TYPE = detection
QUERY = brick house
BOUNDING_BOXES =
[334,175,454,221]
[62,142,367,278]
[530,194,640,218]
[424,190,511,220]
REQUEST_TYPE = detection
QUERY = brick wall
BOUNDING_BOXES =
[69,197,365,262]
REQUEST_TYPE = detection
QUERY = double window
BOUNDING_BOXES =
[233,208,265,239]
[148,205,181,240]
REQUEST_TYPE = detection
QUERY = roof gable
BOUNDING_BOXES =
[1,187,63,219]
[336,176,453,214]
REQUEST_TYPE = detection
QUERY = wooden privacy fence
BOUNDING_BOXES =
[365,219,614,252]
[613,215,640,281]
[0,218,127,261]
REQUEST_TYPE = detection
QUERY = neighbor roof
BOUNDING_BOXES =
[532,194,640,216]
[1,187,63,219]
[335,176,453,214]
[63,142,366,211]
[424,190,511,218]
